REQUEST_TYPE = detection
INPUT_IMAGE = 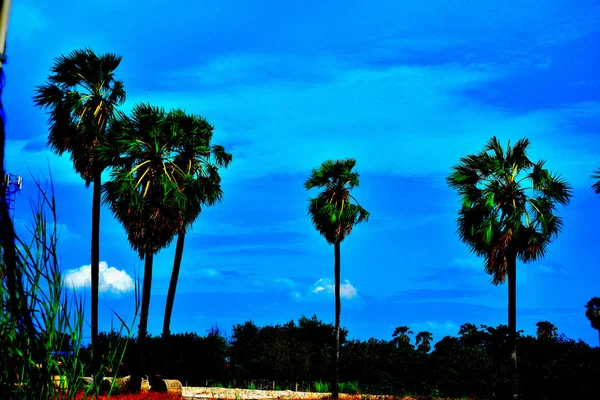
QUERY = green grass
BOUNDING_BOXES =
[339,381,360,394]
[247,382,256,390]
[313,381,330,393]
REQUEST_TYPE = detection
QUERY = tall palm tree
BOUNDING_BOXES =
[33,49,126,350]
[161,110,232,337]
[585,297,600,346]
[447,136,572,400]
[100,103,186,342]
[99,103,191,391]
[304,158,369,399]
[592,169,600,194]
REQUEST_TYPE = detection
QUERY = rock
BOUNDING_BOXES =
[81,377,94,389]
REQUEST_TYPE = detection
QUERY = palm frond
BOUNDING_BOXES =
[506,137,533,172]
[34,48,126,183]
[484,136,504,160]
[447,136,572,281]
[591,168,600,194]
[305,159,368,244]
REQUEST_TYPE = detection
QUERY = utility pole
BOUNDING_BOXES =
[0,0,13,182]
[0,1,10,68]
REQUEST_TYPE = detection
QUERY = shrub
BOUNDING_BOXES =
[339,381,360,394]
[313,381,329,393]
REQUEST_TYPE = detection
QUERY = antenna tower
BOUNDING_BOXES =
[3,173,22,219]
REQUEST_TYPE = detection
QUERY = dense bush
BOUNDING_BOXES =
[89,316,600,399]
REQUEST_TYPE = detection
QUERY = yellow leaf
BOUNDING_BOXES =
[143,180,151,197]
[130,160,152,175]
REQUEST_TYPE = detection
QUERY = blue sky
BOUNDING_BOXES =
[5,0,600,345]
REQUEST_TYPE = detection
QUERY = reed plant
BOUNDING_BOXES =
[0,177,138,399]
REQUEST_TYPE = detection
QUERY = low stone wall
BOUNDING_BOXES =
[182,387,396,400]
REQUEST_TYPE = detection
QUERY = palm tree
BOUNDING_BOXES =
[585,297,600,346]
[447,136,572,400]
[100,103,187,342]
[33,48,126,351]
[535,321,558,340]
[392,326,413,348]
[304,158,369,399]
[592,169,600,194]
[161,110,232,337]
[100,103,192,391]
[415,331,433,353]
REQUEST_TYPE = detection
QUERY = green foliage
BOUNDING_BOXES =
[247,382,256,390]
[313,381,330,393]
[81,315,600,399]
[592,168,600,194]
[447,137,572,284]
[536,321,558,340]
[305,158,369,245]
[230,315,347,383]
[415,331,433,353]
[100,104,184,258]
[33,48,126,184]
[339,381,360,394]
[585,297,600,331]
[0,179,137,399]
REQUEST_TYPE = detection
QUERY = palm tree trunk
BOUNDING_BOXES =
[91,169,101,355]
[332,241,341,399]
[508,255,519,400]
[163,232,185,337]
[139,251,154,341]
[129,251,153,393]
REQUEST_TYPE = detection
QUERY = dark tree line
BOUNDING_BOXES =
[84,315,600,399]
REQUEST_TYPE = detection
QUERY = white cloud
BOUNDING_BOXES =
[168,53,343,87]
[63,261,134,294]
[273,277,295,288]
[251,277,297,289]
[194,268,223,279]
[410,320,459,339]
[449,258,482,270]
[292,277,358,301]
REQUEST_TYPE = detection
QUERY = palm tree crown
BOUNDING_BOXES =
[585,297,600,331]
[166,109,232,232]
[99,103,187,257]
[33,48,126,184]
[447,137,572,284]
[304,158,369,244]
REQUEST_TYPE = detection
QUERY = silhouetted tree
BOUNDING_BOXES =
[536,321,558,341]
[585,297,600,346]
[415,331,433,353]
[305,159,369,399]
[592,169,600,194]
[34,48,126,351]
[447,137,572,400]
